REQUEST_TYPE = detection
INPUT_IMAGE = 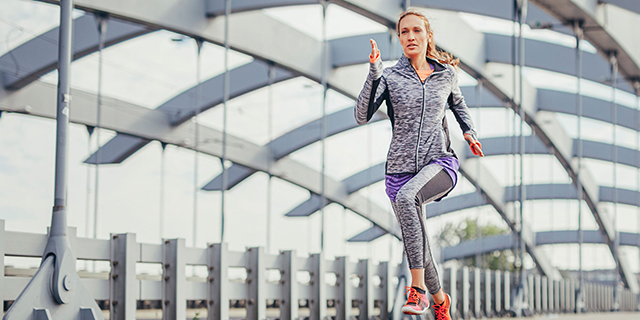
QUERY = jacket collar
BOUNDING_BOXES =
[397,54,447,73]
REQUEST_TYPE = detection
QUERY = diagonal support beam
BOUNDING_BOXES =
[530,0,640,86]
[0,14,152,90]
[202,108,386,189]
[285,193,330,217]
[85,60,294,164]
[201,164,256,191]
[477,135,640,170]
[84,133,150,164]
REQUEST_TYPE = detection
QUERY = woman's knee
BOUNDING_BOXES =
[394,190,416,207]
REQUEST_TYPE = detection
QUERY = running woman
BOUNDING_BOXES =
[355,8,484,320]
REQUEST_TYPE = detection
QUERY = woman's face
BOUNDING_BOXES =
[398,15,430,59]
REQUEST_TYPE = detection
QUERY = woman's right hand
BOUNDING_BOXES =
[464,133,484,157]
[369,39,380,63]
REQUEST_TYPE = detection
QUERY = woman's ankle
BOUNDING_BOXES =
[432,290,445,304]
[410,284,427,292]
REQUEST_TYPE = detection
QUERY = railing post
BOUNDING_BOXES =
[607,285,610,311]
[0,220,6,314]
[247,247,266,320]
[605,284,608,311]
[608,285,612,311]
[357,259,373,320]
[163,239,186,320]
[584,282,588,312]
[534,275,541,313]
[462,266,470,319]
[503,270,510,311]
[569,279,575,312]
[560,280,566,312]
[554,280,560,312]
[589,283,593,312]
[601,285,605,311]
[589,282,593,312]
[280,250,298,320]
[209,243,229,320]
[484,269,491,317]
[110,233,138,320]
[528,273,534,313]
[599,284,603,311]
[494,270,501,315]
[600,285,613,311]
[447,266,458,319]
[541,276,547,313]
[593,283,596,312]
[310,253,326,320]
[0,220,4,315]
[335,256,352,320]
[608,285,613,311]
[378,261,391,320]
[565,280,571,312]
[547,276,554,313]
[473,268,481,318]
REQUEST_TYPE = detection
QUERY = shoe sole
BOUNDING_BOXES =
[402,305,428,315]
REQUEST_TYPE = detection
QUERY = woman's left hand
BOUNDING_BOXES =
[464,133,484,157]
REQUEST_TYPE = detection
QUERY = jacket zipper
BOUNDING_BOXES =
[412,63,445,173]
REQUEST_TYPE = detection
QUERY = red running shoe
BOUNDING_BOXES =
[433,293,452,320]
[401,286,429,315]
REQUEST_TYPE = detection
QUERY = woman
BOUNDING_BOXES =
[355,8,484,320]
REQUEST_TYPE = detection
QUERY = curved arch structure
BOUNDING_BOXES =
[442,230,640,262]
[0,14,153,90]
[531,0,640,86]
[476,136,640,170]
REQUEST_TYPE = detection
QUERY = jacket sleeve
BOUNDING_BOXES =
[355,59,388,125]
[447,67,478,141]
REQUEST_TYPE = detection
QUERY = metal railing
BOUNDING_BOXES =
[1,219,638,319]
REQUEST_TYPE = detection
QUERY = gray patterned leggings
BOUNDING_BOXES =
[391,163,453,295]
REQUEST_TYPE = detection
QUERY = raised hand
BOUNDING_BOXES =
[464,133,484,157]
[369,39,380,63]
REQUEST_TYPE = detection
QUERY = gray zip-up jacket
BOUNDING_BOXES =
[355,54,477,175]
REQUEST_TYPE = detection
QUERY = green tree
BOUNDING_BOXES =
[437,217,515,271]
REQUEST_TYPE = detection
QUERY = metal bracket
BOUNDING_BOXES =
[34,309,52,320]
[3,251,104,319]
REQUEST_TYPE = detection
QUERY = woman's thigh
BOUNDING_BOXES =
[415,168,453,206]
[396,163,453,207]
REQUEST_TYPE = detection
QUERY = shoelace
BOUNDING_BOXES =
[404,286,421,304]
[433,304,447,319]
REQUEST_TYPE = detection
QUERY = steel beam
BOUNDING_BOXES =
[602,0,640,15]
[537,89,640,132]
[477,136,640,170]
[443,230,640,260]
[530,0,640,86]
[0,14,151,90]
[206,0,318,17]
[85,60,294,164]
[484,34,634,93]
